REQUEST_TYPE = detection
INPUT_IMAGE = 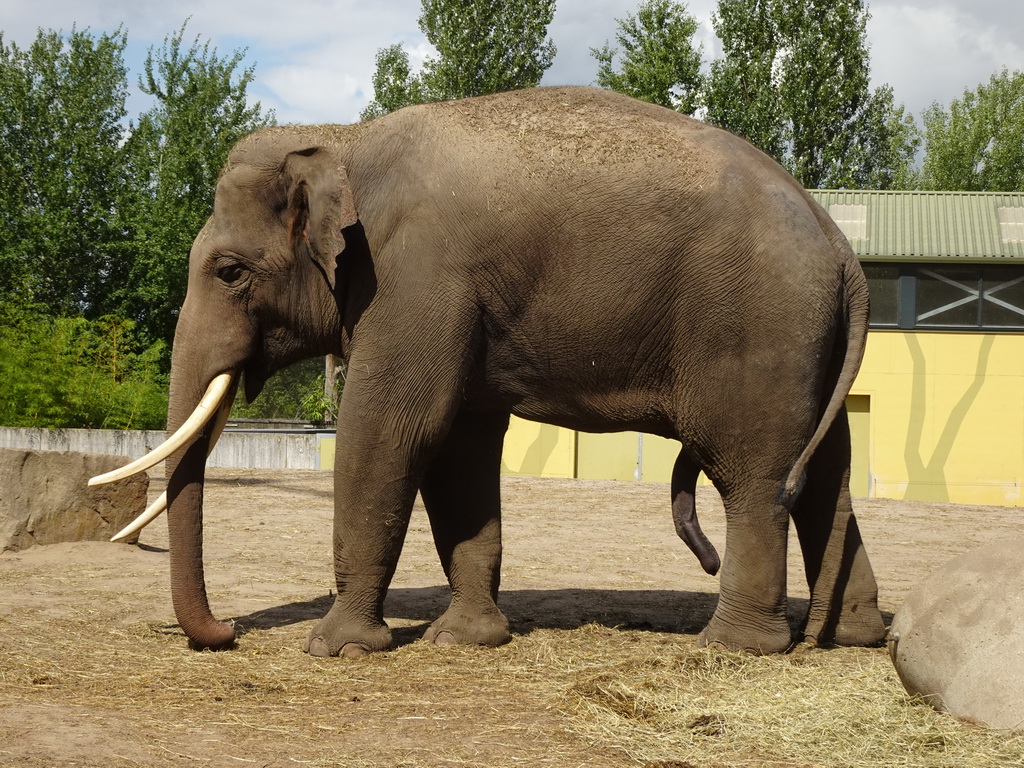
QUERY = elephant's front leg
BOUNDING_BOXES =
[304,339,472,657]
[304,425,419,658]
[419,409,512,647]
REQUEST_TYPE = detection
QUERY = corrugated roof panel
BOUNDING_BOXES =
[809,190,1024,261]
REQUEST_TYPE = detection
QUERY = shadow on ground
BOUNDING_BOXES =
[226,586,888,648]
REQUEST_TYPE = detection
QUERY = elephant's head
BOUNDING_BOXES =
[91,136,360,649]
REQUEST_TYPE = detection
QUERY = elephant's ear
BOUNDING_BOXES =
[284,146,358,290]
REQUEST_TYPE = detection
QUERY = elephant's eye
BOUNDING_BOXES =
[217,263,248,286]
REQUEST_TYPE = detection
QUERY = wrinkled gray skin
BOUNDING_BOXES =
[165,86,885,657]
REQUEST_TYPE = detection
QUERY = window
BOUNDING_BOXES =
[978,265,1024,328]
[861,262,1024,331]
[916,265,981,327]
[862,263,899,327]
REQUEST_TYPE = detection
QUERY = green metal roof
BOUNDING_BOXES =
[808,190,1024,262]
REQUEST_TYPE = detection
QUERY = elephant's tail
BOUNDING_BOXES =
[782,209,869,501]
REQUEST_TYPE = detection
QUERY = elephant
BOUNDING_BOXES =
[94,86,886,657]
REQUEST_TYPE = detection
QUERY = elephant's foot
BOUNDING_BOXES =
[697,613,793,655]
[303,606,393,658]
[422,604,511,647]
[803,597,886,648]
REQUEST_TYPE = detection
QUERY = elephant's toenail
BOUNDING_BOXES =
[432,631,457,645]
[341,642,369,658]
[306,637,332,657]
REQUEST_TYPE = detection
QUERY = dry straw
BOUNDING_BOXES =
[4,469,1024,767]
[4,603,1024,766]
[562,635,1024,768]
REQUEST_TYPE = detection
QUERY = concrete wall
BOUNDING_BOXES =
[0,428,334,471]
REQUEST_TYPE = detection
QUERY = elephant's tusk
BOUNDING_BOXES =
[89,372,235,486]
[207,383,235,442]
[110,491,167,542]
[107,388,235,541]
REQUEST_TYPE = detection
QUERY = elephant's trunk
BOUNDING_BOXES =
[164,371,238,650]
[91,370,237,648]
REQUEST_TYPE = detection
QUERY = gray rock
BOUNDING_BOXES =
[888,539,1024,730]
[0,448,149,552]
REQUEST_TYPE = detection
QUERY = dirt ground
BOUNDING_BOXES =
[1,468,1021,767]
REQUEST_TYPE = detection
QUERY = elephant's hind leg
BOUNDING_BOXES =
[697,475,794,655]
[791,408,885,647]
[419,409,512,648]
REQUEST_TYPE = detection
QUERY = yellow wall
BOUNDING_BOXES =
[574,431,682,483]
[317,433,335,470]
[499,421,576,478]
[318,331,1024,506]
[852,331,1024,506]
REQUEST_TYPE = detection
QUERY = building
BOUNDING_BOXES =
[499,190,1024,506]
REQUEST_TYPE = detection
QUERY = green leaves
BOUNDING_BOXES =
[0,309,168,430]
[418,0,556,100]
[589,0,919,190]
[360,44,426,121]
[0,28,129,316]
[361,0,557,118]
[0,24,273,428]
[591,0,703,113]
[0,24,273,351]
[920,68,1024,192]
[704,0,919,190]
[116,23,274,349]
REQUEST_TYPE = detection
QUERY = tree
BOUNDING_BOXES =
[843,84,920,190]
[0,25,280,428]
[0,24,273,350]
[114,24,275,348]
[228,357,334,423]
[920,69,1024,192]
[0,28,130,316]
[361,0,556,118]
[591,0,703,113]
[702,0,787,159]
[0,305,168,429]
[418,0,556,100]
[703,0,918,189]
[360,44,426,121]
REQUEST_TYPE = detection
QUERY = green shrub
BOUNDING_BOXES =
[0,310,168,429]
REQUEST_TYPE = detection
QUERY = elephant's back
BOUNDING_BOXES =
[380,88,813,240]
[358,86,837,292]
[444,87,707,160]
[396,87,727,185]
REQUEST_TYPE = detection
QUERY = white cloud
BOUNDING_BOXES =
[260,63,364,125]
[4,0,1024,126]
[868,3,1024,116]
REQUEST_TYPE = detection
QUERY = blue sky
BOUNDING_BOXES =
[2,0,1023,125]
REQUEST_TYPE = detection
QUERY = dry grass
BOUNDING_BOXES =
[3,469,1024,767]
[564,639,1024,768]
[4,614,1023,767]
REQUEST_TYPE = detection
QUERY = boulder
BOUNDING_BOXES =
[0,448,148,552]
[888,539,1024,730]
